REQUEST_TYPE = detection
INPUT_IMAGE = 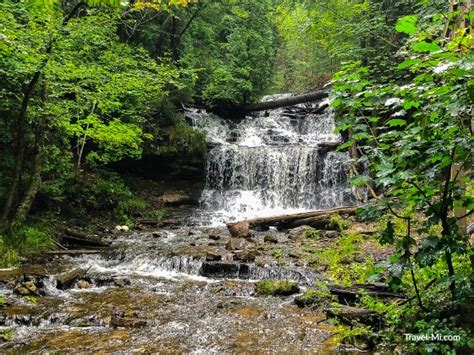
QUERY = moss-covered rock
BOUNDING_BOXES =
[302,227,319,240]
[255,280,299,296]
[294,287,335,308]
[330,214,349,232]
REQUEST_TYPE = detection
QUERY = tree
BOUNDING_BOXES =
[0,1,188,231]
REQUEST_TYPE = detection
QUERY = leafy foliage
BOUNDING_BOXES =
[330,2,473,352]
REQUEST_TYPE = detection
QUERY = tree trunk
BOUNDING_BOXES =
[14,122,46,225]
[0,70,43,227]
[242,90,328,112]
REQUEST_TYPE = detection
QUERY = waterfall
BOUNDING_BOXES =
[187,95,360,225]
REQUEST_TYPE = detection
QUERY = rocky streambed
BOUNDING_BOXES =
[0,213,394,353]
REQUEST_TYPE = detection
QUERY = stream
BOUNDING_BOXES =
[0,97,363,353]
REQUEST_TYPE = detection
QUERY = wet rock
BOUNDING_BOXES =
[110,315,147,328]
[319,230,341,239]
[206,252,222,262]
[77,279,92,289]
[14,280,38,296]
[216,299,242,309]
[201,262,240,278]
[114,278,131,287]
[23,281,37,292]
[288,251,301,259]
[233,250,257,263]
[12,314,32,326]
[264,234,278,243]
[14,286,31,296]
[114,225,130,232]
[209,234,221,240]
[56,268,85,290]
[152,231,164,238]
[287,225,310,240]
[227,221,250,238]
[226,238,251,251]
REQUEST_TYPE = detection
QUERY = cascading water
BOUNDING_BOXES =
[187,95,360,225]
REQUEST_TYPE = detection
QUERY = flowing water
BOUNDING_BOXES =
[187,96,359,225]
[0,96,361,353]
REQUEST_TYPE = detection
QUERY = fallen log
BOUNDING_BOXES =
[242,90,328,112]
[325,304,377,325]
[62,228,110,248]
[229,206,356,231]
[329,284,405,304]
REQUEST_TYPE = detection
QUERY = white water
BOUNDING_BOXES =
[187,95,360,225]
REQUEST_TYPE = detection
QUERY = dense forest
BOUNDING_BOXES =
[0,0,473,353]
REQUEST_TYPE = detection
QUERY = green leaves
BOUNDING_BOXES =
[412,41,440,53]
[398,58,421,70]
[396,15,417,34]
[386,118,407,127]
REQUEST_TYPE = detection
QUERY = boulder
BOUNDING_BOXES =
[14,280,38,296]
[77,280,92,289]
[114,225,130,233]
[287,225,311,240]
[233,250,258,263]
[227,221,250,238]
[23,281,37,293]
[264,234,278,243]
[14,286,31,296]
[226,238,251,251]
[206,252,222,262]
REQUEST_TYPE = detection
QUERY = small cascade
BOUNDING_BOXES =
[200,261,321,284]
[72,253,205,279]
[187,95,361,225]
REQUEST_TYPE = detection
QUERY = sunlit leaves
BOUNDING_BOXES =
[412,41,441,53]
[398,58,421,69]
[396,15,417,34]
[386,119,407,127]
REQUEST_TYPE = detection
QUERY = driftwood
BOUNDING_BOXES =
[228,206,356,231]
[62,228,110,248]
[242,90,328,112]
